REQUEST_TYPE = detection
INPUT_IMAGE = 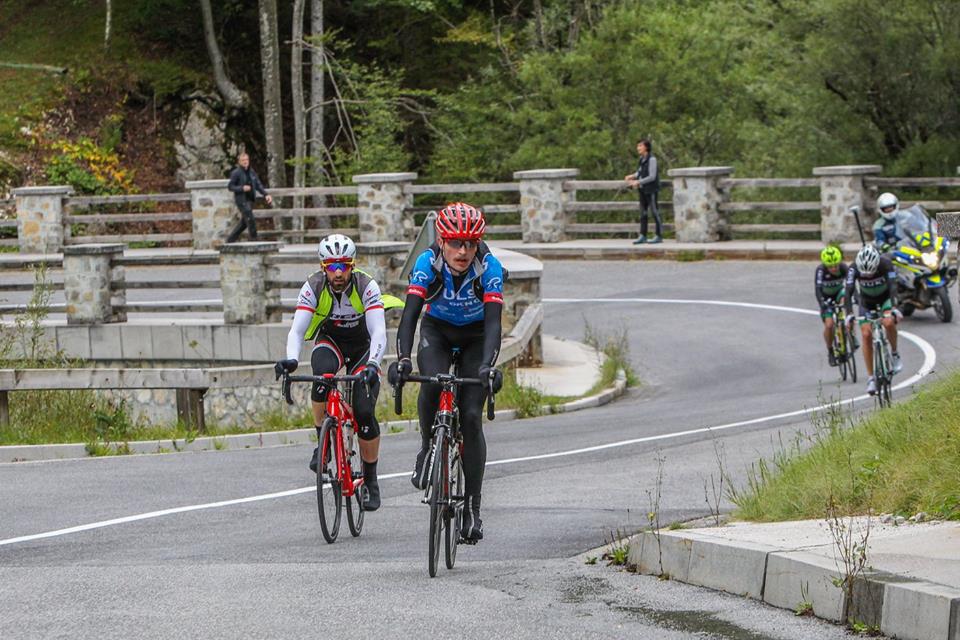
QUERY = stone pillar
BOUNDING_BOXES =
[813,165,882,244]
[514,169,579,243]
[63,244,126,324]
[187,179,238,250]
[353,172,417,243]
[668,167,733,242]
[13,185,72,254]
[355,241,409,290]
[219,242,281,324]
[937,212,960,241]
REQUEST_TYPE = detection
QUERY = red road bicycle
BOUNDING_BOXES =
[393,361,496,577]
[281,371,368,543]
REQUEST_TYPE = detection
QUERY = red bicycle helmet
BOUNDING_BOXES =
[435,202,486,240]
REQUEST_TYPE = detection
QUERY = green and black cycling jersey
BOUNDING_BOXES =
[815,263,848,315]
[844,256,897,316]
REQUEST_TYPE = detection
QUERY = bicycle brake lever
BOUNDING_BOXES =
[486,378,495,421]
[283,375,294,405]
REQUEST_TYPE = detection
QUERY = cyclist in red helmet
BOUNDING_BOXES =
[389,202,504,542]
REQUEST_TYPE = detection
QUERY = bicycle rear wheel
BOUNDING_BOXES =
[317,418,342,543]
[346,426,365,537]
[445,443,463,570]
[427,428,446,578]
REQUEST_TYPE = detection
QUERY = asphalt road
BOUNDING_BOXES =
[2,260,958,639]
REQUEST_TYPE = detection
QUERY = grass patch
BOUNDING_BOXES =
[675,249,706,262]
[584,321,639,391]
[731,370,960,522]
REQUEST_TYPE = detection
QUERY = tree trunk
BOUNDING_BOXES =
[309,0,326,207]
[259,0,286,191]
[104,0,112,50]
[291,0,307,240]
[532,0,546,49]
[200,0,249,111]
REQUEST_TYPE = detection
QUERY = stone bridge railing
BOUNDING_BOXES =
[6,166,960,251]
[0,242,543,428]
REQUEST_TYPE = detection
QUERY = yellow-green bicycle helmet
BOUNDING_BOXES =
[820,245,842,267]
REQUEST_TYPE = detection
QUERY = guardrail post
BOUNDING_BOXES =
[668,167,733,242]
[219,241,281,324]
[813,165,882,244]
[176,388,206,432]
[514,169,580,243]
[12,185,72,254]
[186,179,237,250]
[63,243,126,324]
[0,390,8,427]
[353,172,418,242]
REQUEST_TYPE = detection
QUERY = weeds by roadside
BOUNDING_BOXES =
[583,319,638,389]
[730,372,960,522]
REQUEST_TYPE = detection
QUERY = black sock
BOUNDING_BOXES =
[363,459,378,483]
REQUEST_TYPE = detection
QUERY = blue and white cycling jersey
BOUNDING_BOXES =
[406,245,504,326]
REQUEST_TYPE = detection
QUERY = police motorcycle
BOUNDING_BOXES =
[887,205,957,322]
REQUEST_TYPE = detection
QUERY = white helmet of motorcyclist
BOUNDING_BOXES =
[877,192,899,221]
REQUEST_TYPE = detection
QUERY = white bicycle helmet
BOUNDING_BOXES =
[318,234,356,261]
[856,244,881,274]
[876,192,899,221]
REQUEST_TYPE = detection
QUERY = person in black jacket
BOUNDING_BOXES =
[226,153,273,242]
[623,139,662,244]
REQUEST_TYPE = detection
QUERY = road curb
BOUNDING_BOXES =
[0,370,627,463]
[626,529,960,639]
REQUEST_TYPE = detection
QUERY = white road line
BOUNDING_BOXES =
[0,298,936,548]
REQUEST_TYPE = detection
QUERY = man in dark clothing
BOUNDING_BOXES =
[226,153,273,242]
[623,139,662,244]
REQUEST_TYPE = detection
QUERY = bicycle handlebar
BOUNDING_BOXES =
[280,372,366,406]
[393,372,497,420]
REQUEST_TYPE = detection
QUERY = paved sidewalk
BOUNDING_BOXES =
[491,238,861,261]
[516,335,601,397]
[628,518,960,640]
[3,239,862,267]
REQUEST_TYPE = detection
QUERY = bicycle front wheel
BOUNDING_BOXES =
[346,427,365,537]
[317,418,342,543]
[835,325,848,382]
[427,428,446,578]
[845,324,858,383]
[445,443,463,570]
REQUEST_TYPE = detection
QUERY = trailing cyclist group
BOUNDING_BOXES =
[815,191,954,397]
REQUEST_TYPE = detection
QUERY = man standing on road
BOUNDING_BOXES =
[226,152,272,243]
[624,139,662,245]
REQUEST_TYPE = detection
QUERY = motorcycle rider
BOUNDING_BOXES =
[873,192,908,252]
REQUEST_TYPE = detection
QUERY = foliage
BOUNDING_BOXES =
[44,137,135,195]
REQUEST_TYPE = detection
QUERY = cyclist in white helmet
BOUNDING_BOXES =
[844,244,903,395]
[274,234,390,511]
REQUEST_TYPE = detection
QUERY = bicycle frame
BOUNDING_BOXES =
[321,376,363,500]
[282,372,366,498]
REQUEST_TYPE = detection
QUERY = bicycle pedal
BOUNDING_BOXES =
[458,537,479,546]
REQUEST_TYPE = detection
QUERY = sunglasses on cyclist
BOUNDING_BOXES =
[323,260,354,272]
[444,239,478,250]
[880,205,896,213]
